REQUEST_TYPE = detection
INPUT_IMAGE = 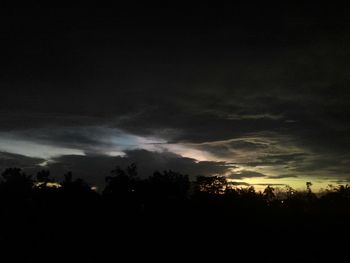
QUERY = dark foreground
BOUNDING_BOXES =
[0,167,349,262]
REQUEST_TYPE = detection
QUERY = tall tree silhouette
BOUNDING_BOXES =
[146,170,190,200]
[194,176,227,195]
[263,185,275,202]
[103,163,138,198]
[0,168,33,198]
[102,163,141,217]
[61,171,93,197]
[306,182,313,194]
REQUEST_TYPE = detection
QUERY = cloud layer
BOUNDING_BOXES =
[1,5,350,189]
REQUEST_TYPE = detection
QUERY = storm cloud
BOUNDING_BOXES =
[1,4,350,189]
[0,149,233,189]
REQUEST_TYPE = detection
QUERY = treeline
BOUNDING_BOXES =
[1,164,350,213]
[1,164,350,262]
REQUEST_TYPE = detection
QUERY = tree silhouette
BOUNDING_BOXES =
[103,163,138,197]
[263,185,275,202]
[306,182,313,194]
[0,168,33,198]
[194,176,227,195]
[0,163,349,262]
[146,170,190,200]
[60,171,93,197]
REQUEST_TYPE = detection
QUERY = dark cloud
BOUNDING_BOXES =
[0,149,233,189]
[228,181,250,186]
[192,139,269,159]
[0,127,137,155]
[0,152,44,177]
[45,150,232,188]
[0,4,350,187]
[228,170,267,180]
[245,153,308,167]
[268,175,299,179]
[0,152,43,169]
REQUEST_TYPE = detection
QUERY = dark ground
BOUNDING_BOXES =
[0,167,349,262]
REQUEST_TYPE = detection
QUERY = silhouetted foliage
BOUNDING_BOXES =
[194,175,227,195]
[103,163,138,198]
[0,165,350,262]
[146,170,190,200]
[60,171,94,198]
[0,168,33,198]
[263,185,275,202]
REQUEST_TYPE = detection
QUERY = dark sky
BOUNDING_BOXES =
[1,3,350,190]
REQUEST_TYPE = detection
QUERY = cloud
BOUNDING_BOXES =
[1,8,350,187]
[228,170,267,180]
[0,148,234,189]
[43,149,233,188]
[268,174,298,179]
[0,127,166,158]
[244,153,308,167]
[0,152,45,176]
[0,134,85,159]
[228,181,251,186]
[188,138,269,159]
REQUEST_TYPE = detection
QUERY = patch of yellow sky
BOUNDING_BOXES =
[233,177,334,192]
[165,142,335,192]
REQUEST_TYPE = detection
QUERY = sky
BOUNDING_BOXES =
[0,3,350,191]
